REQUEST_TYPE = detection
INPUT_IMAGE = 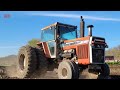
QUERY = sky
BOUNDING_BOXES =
[0,11,120,57]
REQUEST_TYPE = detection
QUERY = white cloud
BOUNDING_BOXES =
[27,12,120,22]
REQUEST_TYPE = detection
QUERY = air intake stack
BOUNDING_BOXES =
[87,25,94,36]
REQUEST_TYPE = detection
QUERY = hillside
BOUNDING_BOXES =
[0,55,17,66]
[106,45,120,60]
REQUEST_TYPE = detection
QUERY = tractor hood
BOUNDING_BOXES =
[62,36,90,47]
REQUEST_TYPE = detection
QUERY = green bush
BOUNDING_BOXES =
[106,61,120,65]
[28,39,40,47]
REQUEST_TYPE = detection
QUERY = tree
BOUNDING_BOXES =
[28,39,40,47]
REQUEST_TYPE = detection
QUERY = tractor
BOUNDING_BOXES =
[16,16,110,79]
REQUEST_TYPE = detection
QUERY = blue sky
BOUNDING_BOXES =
[0,11,120,57]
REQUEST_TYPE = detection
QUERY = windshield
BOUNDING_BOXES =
[59,26,77,40]
[41,27,55,42]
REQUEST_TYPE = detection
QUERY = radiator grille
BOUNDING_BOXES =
[92,48,104,63]
[78,45,88,59]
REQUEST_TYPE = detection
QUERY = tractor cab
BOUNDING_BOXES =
[41,22,77,58]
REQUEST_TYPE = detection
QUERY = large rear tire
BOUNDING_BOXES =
[16,45,37,79]
[32,47,48,77]
[58,60,79,79]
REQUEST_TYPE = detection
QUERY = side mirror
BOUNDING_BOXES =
[105,44,108,48]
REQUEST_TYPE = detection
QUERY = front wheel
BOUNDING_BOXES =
[58,60,79,79]
[97,63,110,79]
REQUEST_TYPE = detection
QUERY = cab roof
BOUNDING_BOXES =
[41,22,77,30]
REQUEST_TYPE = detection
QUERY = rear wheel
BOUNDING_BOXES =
[33,47,48,77]
[16,45,37,79]
[58,60,79,79]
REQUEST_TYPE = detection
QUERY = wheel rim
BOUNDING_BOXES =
[19,54,26,71]
[62,68,68,77]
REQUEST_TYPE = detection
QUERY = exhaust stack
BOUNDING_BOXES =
[80,16,85,38]
[87,25,94,36]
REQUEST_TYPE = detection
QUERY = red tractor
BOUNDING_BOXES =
[16,16,110,79]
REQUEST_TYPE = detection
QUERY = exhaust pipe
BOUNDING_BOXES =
[80,16,85,38]
[87,25,94,36]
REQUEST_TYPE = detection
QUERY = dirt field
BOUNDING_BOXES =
[109,65,120,75]
[3,65,99,79]
[0,57,120,79]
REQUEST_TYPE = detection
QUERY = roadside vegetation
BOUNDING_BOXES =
[106,45,120,60]
[106,61,120,65]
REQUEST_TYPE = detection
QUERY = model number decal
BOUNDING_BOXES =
[64,40,89,46]
[76,40,89,44]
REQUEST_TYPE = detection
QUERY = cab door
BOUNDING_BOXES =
[41,26,57,58]
[47,40,56,58]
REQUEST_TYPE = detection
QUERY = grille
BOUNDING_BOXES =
[78,45,88,59]
[92,48,104,63]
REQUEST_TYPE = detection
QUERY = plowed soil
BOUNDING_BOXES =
[0,58,120,79]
